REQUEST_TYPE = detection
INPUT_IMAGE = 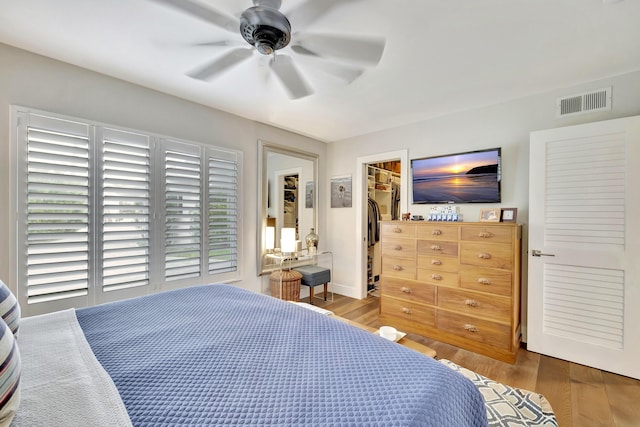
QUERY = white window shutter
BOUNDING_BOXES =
[100,128,152,292]
[21,113,92,304]
[162,140,202,281]
[207,148,239,274]
[16,109,243,313]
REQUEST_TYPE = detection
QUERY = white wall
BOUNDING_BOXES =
[326,70,640,336]
[0,43,327,296]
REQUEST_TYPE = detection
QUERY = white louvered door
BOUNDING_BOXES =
[528,116,640,380]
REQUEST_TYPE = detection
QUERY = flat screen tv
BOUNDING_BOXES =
[411,147,501,204]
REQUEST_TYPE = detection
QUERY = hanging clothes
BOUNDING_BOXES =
[391,181,400,220]
[368,198,381,247]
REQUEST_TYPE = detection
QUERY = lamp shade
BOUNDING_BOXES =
[281,228,297,253]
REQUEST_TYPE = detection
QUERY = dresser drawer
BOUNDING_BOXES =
[381,277,435,305]
[416,224,459,241]
[416,269,458,287]
[460,242,513,269]
[417,254,459,273]
[460,267,512,296]
[460,225,514,244]
[417,240,459,257]
[436,310,511,350]
[381,297,435,327]
[381,237,416,259]
[437,288,510,322]
[381,256,416,280]
[381,222,416,239]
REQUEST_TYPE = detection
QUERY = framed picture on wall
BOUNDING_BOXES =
[330,175,352,208]
[479,208,501,222]
[501,208,518,222]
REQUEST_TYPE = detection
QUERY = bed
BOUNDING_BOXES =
[3,283,556,426]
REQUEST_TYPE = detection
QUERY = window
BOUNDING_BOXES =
[21,114,91,305]
[206,151,239,274]
[15,108,241,314]
[162,141,203,281]
[100,128,152,292]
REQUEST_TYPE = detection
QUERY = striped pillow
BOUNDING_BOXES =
[0,281,20,339]
[0,321,20,427]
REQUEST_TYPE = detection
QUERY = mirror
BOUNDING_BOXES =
[258,141,318,274]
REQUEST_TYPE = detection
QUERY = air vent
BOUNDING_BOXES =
[556,86,612,118]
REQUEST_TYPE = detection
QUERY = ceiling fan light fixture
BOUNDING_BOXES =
[240,6,291,56]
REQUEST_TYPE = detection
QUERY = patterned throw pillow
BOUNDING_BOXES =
[0,281,20,338]
[0,321,20,427]
[440,359,558,427]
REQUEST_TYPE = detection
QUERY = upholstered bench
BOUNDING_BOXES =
[293,265,331,305]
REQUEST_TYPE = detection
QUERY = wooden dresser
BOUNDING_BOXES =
[379,221,522,363]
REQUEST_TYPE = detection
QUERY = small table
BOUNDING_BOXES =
[331,315,437,358]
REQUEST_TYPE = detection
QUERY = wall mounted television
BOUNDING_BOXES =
[411,147,501,204]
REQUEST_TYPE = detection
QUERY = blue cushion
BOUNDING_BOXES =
[0,281,20,339]
[0,320,20,426]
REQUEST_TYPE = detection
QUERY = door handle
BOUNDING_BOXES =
[532,249,555,257]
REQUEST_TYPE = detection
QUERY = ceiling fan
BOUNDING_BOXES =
[152,0,386,99]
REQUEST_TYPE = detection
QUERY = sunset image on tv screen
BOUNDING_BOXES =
[411,149,501,203]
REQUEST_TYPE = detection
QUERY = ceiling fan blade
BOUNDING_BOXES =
[193,39,245,48]
[269,54,313,99]
[150,0,239,33]
[290,46,364,83]
[313,62,365,84]
[285,0,362,29]
[292,33,385,66]
[187,48,253,81]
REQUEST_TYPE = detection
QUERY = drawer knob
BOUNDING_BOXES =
[477,278,491,285]
[432,229,442,236]
[477,253,492,260]
[478,231,494,238]
[431,259,442,266]
[394,245,403,251]
[401,287,412,294]
[431,245,443,251]
[431,274,442,281]
[402,307,412,314]
[464,299,478,307]
[464,324,479,333]
[393,227,402,233]
[393,265,403,271]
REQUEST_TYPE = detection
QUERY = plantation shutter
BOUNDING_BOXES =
[163,141,202,281]
[207,148,239,274]
[16,108,242,314]
[100,128,152,292]
[22,113,91,304]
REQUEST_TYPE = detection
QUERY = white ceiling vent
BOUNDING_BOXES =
[556,86,612,118]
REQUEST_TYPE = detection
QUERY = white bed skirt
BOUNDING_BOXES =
[13,309,132,427]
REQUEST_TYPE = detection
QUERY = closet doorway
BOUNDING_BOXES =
[355,150,408,299]
[366,162,401,295]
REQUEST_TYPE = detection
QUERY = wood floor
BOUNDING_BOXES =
[312,293,640,427]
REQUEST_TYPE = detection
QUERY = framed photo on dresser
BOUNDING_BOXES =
[479,208,501,222]
[501,208,518,222]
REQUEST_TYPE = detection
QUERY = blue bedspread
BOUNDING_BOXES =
[77,284,488,426]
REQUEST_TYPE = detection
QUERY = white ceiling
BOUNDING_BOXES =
[1,0,639,142]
